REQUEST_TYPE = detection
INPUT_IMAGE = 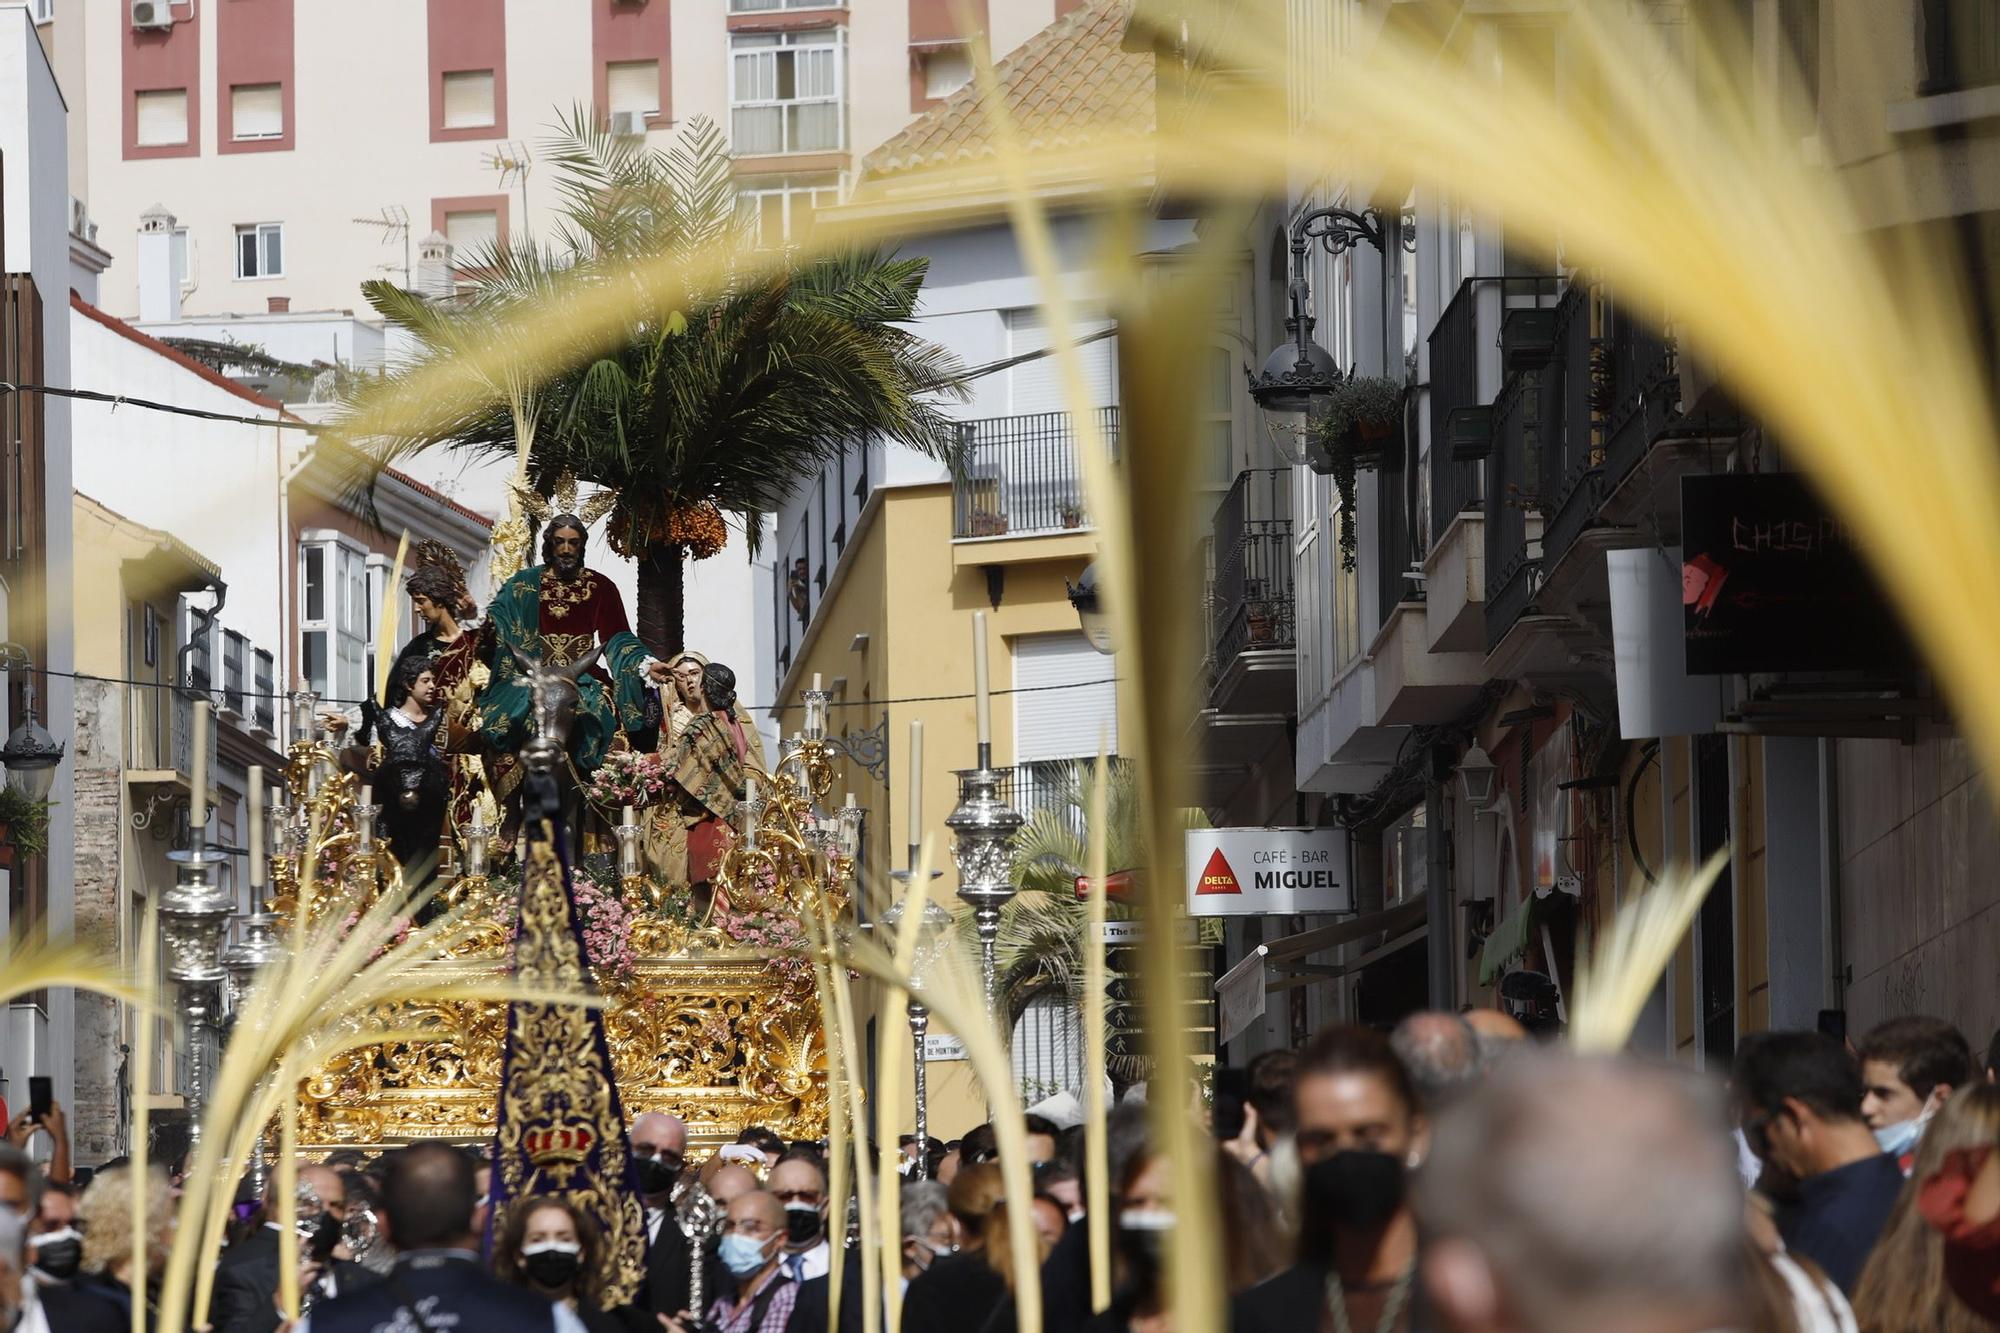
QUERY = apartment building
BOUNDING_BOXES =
[1191,0,2000,1064]
[27,0,1090,324]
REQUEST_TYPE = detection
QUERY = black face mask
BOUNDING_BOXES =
[30,1235,82,1281]
[636,1156,680,1196]
[1304,1150,1407,1239]
[785,1203,824,1247]
[523,1245,583,1290]
[308,1210,342,1261]
[1114,1211,1174,1301]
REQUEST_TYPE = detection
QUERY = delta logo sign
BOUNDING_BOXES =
[1184,828,1352,917]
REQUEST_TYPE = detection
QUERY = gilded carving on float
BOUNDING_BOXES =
[265,690,855,1154]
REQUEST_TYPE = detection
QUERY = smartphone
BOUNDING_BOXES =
[1211,1066,1250,1143]
[27,1076,51,1124]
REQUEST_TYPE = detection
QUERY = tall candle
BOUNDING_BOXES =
[622,804,635,828]
[248,766,265,887]
[972,611,991,749]
[361,784,373,808]
[812,672,823,692]
[190,700,211,835]
[908,720,923,847]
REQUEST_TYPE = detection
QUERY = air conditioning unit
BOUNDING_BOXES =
[609,110,648,138]
[131,0,174,30]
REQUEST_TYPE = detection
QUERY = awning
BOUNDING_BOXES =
[1216,897,1430,1001]
[1477,885,1577,986]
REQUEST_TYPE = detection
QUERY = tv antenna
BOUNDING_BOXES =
[352,204,411,288]
[485,141,533,240]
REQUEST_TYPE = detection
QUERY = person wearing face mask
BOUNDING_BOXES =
[1233,1026,1432,1333]
[660,1191,797,1333]
[631,1112,696,1324]
[903,1165,1007,1333]
[212,1163,378,1332]
[768,1154,832,1284]
[24,1181,117,1331]
[495,1197,622,1333]
[1855,1016,1976,1173]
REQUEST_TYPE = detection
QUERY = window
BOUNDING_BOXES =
[730,30,844,155]
[1003,307,1117,415]
[1013,632,1118,761]
[444,209,498,258]
[920,47,973,100]
[729,0,845,10]
[299,533,370,703]
[736,172,841,246]
[1203,345,1234,484]
[182,601,214,692]
[143,605,161,668]
[135,89,189,147]
[442,69,496,129]
[223,631,247,715]
[364,554,390,691]
[29,0,53,25]
[606,60,661,118]
[230,83,284,140]
[253,648,276,733]
[171,226,194,292]
[235,223,283,279]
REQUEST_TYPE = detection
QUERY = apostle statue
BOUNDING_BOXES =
[472,514,668,776]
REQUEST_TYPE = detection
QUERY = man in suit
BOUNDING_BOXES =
[212,1164,380,1333]
[301,1142,585,1332]
[632,1112,697,1321]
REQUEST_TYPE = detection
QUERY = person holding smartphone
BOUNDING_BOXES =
[7,1080,72,1187]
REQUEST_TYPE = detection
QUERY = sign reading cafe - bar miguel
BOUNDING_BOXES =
[1184,828,1352,917]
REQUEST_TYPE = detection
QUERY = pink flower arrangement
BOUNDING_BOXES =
[338,910,414,963]
[715,905,814,989]
[570,871,639,981]
[587,749,670,811]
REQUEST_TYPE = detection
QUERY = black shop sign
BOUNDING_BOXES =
[1680,473,1907,675]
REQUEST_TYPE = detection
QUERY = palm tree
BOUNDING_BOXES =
[349,110,964,654]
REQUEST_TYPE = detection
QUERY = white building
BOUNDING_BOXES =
[0,1,80,1133]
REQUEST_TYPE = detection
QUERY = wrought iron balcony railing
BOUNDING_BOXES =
[1208,468,1295,677]
[952,408,1119,540]
[1484,367,1540,653]
[1599,301,1679,494]
[1536,284,1603,575]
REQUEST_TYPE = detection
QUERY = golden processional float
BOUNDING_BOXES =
[219,686,865,1157]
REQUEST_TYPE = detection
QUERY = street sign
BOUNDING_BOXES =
[922,1033,968,1062]
[1184,828,1351,917]
[1214,945,1270,1044]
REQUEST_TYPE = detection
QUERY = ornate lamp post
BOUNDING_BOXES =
[881,882,952,1177]
[944,755,1023,1029]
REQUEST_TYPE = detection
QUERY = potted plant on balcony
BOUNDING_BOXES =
[1059,502,1085,529]
[0,786,54,869]
[1313,374,1407,571]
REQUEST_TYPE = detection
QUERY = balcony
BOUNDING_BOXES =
[1425,275,1560,651]
[1598,301,1680,499]
[1206,468,1295,713]
[1483,366,1542,656]
[1533,284,1600,581]
[952,408,1117,541]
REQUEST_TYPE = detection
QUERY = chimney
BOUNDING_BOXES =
[136,204,183,323]
[416,231,456,299]
[267,296,290,313]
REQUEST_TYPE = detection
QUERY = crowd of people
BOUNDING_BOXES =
[3,1010,2000,1332]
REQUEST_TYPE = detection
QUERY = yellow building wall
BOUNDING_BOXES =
[775,483,1130,1141]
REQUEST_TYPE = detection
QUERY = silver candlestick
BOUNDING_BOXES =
[221,911,287,1200]
[944,745,1023,1034]
[159,842,232,1152]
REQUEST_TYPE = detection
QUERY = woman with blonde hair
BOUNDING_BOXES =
[1851,1082,2000,1332]
[75,1167,174,1329]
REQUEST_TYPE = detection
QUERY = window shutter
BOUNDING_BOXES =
[442,69,496,129]
[1004,308,1117,416]
[136,89,188,146]
[445,210,498,256]
[1013,632,1117,762]
[607,60,660,116]
[231,84,283,139]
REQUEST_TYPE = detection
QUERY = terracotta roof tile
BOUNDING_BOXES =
[863,0,1153,181]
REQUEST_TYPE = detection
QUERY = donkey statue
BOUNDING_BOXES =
[510,642,606,849]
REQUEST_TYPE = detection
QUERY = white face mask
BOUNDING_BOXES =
[1874,1104,1934,1157]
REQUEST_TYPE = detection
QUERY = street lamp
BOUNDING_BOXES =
[0,644,64,800]
[1066,562,1114,656]
[1247,204,1393,473]
[1457,743,1500,811]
